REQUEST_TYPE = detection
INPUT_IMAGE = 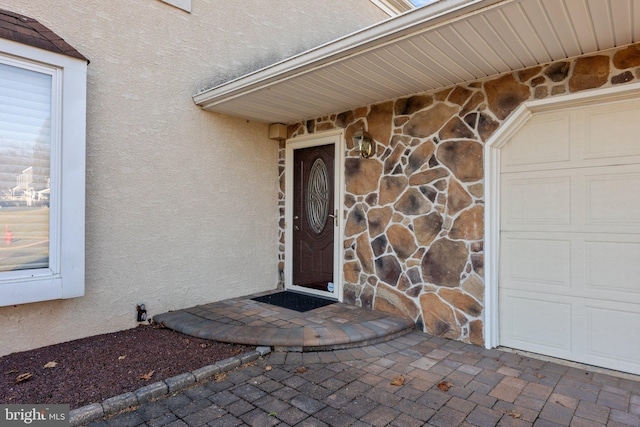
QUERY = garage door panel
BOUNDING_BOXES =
[586,305,640,367]
[502,100,640,173]
[501,175,571,226]
[500,292,640,374]
[503,166,640,233]
[502,112,571,170]
[502,232,640,304]
[501,235,571,288]
[500,290,572,355]
[585,240,640,296]
[585,170,640,228]
[584,100,640,161]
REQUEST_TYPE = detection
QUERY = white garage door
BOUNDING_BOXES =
[499,98,640,375]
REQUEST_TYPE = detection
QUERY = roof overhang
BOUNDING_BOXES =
[193,0,640,124]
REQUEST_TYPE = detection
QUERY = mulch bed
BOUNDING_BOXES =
[0,324,253,409]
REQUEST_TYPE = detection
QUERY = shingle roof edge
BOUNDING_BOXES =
[0,8,88,63]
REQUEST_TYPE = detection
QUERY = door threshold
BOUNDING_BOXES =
[287,288,338,301]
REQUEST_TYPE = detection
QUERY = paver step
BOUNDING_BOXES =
[154,291,416,352]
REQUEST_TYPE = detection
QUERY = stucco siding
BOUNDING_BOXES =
[0,0,387,356]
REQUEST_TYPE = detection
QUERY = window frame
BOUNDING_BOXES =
[0,38,86,306]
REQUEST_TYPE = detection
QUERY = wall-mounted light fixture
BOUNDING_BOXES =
[268,123,288,141]
[352,130,374,158]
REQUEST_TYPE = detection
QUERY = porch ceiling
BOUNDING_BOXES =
[193,0,640,124]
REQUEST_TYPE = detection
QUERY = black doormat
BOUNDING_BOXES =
[252,291,335,313]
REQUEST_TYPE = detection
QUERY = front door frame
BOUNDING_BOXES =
[484,81,640,349]
[285,129,345,301]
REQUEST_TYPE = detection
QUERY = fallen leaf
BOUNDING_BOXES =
[267,412,277,417]
[296,367,308,374]
[390,375,405,386]
[437,381,453,392]
[233,349,242,355]
[200,344,207,348]
[4,369,19,375]
[505,410,521,419]
[535,373,545,379]
[15,373,33,383]
[140,370,155,381]
[265,366,272,371]
[118,355,126,360]
[43,361,58,369]
[215,372,227,382]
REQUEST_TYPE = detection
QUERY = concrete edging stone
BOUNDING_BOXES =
[69,346,271,426]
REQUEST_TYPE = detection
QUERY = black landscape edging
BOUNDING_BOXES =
[69,346,271,426]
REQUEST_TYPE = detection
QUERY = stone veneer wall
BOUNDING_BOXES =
[277,43,640,346]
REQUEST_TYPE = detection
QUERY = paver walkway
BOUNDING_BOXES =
[87,331,640,427]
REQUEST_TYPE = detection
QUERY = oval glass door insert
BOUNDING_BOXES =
[306,158,329,234]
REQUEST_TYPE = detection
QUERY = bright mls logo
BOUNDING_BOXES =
[1,405,69,426]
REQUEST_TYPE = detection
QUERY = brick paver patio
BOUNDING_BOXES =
[86,331,640,427]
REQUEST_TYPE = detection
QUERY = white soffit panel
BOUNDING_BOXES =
[193,0,639,124]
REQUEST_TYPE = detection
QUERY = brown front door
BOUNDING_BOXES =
[292,144,334,292]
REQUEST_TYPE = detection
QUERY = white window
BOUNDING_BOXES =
[0,38,86,306]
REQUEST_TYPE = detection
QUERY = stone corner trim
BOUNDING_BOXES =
[68,347,270,426]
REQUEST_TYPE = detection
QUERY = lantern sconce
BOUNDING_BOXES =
[352,129,374,158]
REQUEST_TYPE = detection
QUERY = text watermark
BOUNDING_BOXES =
[0,405,69,426]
